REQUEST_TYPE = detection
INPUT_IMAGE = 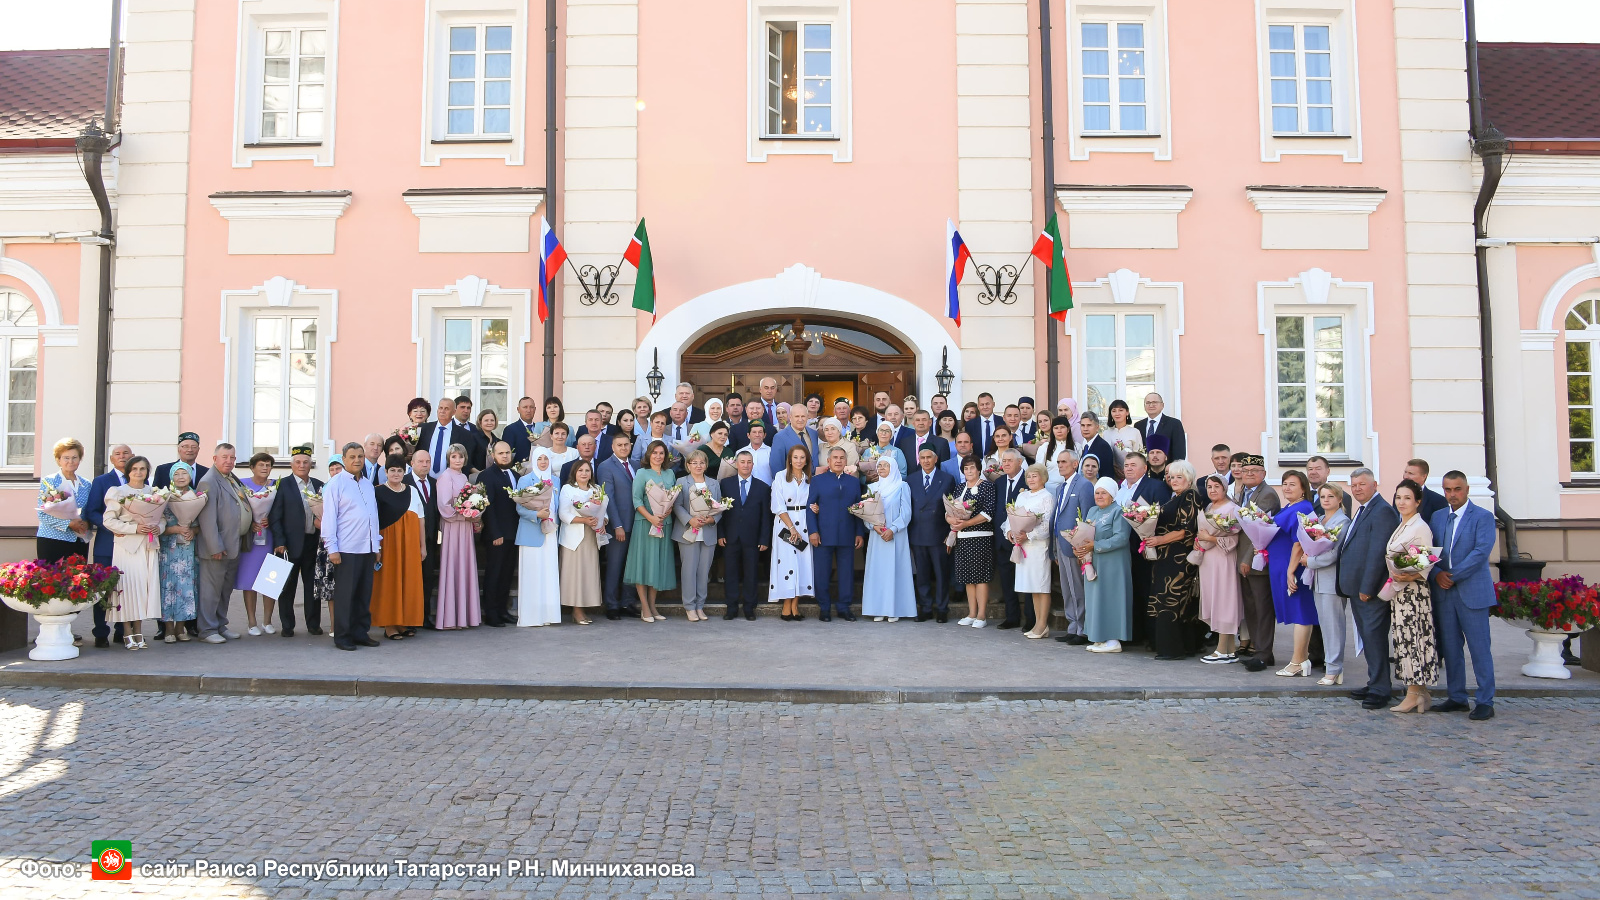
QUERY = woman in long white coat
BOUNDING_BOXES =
[513,452,561,626]
[1011,463,1058,639]
[861,457,916,621]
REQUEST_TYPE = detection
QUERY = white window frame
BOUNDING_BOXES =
[1255,1,1362,162]
[443,22,514,139]
[1562,295,1600,479]
[257,25,328,143]
[219,277,339,460]
[762,20,836,139]
[1266,22,1335,136]
[411,277,531,413]
[0,289,39,471]
[421,0,527,166]
[1078,20,1151,136]
[1066,1,1171,161]
[1271,311,1351,459]
[1063,268,1186,420]
[1080,310,1160,421]
[245,313,321,458]
[233,0,339,168]
[438,314,512,420]
[747,0,852,162]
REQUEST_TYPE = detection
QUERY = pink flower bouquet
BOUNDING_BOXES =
[508,481,555,532]
[37,481,79,521]
[1378,543,1441,601]
[1006,503,1041,563]
[165,488,209,529]
[1237,502,1279,571]
[1121,500,1161,560]
[1064,518,1099,581]
[686,485,732,540]
[943,494,978,549]
[644,481,681,538]
[1295,512,1344,585]
[119,492,169,546]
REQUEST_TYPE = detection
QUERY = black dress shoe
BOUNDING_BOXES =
[335,642,357,651]
[606,610,621,620]
[353,635,380,647]
[94,636,110,649]
[486,621,506,627]
[936,613,948,623]
[623,607,643,618]
[819,613,832,623]
[1431,699,1470,713]
[996,620,1020,630]
[745,612,757,621]
[723,609,739,620]
[1469,704,1495,721]
[915,611,933,622]
[308,626,324,636]
[1153,654,1185,661]
[792,613,805,622]
[280,628,294,638]
[1362,696,1390,710]
[1055,634,1075,642]
[1348,689,1371,701]
[1066,634,1091,645]
[838,612,856,622]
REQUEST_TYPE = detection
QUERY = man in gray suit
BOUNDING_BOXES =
[1234,454,1281,667]
[194,443,252,643]
[597,431,641,620]
[1051,450,1096,645]
[1337,467,1402,709]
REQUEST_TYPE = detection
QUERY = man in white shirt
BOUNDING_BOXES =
[667,402,692,448]
[745,421,772,483]
[321,442,382,651]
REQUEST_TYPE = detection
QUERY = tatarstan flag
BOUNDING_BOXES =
[1030,213,1074,322]
[623,218,656,321]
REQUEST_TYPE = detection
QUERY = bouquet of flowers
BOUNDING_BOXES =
[1237,502,1280,571]
[1378,542,1441,601]
[38,480,80,522]
[1294,512,1344,585]
[511,458,532,478]
[299,484,321,519]
[1064,514,1099,581]
[576,484,610,543]
[508,481,555,532]
[0,557,120,609]
[686,485,733,540]
[644,480,681,538]
[163,487,208,537]
[1188,510,1240,566]
[1121,499,1162,560]
[119,491,169,546]
[858,445,885,484]
[714,455,738,481]
[1005,503,1042,563]
[849,495,886,530]
[1493,575,1600,632]
[1112,437,1139,455]
[943,493,979,549]
[981,456,1004,481]
[451,482,489,520]
[392,424,421,445]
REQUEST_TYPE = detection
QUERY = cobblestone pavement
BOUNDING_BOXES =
[0,688,1596,899]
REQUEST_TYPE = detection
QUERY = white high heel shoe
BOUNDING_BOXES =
[1276,660,1313,677]
[1317,672,1344,686]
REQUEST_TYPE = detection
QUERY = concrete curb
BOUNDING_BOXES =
[2,669,1597,704]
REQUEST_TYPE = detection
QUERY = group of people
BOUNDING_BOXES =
[36,381,1501,717]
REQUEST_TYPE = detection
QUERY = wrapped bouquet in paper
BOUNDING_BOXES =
[848,495,886,530]
[511,458,532,478]
[1005,503,1041,564]
[1187,510,1240,566]
[715,456,738,481]
[508,481,556,532]
[299,484,321,519]
[981,457,1004,482]
[1378,543,1441,602]
[577,485,610,545]
[1066,518,1099,581]
[166,488,209,528]
[1295,512,1344,585]
[37,481,79,522]
[1237,502,1280,571]
[644,481,681,538]
[451,482,489,520]
[245,483,277,528]
[685,486,733,540]
[119,492,169,546]
[943,494,978,549]
[1121,500,1162,560]
[858,446,885,484]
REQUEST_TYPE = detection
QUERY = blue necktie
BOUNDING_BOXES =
[740,479,748,504]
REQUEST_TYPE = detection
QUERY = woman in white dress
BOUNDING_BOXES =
[861,457,916,621]
[768,443,816,621]
[102,455,164,649]
[558,459,606,625]
[1102,399,1143,473]
[1011,463,1057,639]
[513,452,561,626]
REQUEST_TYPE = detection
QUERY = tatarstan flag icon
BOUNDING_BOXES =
[91,841,130,880]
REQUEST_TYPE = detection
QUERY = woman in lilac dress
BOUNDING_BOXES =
[1267,469,1318,677]
[234,452,277,635]
[433,442,481,629]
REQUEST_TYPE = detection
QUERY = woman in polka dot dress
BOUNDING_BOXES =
[768,444,816,621]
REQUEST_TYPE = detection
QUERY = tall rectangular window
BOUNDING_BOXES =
[1268,23,1334,134]
[446,24,513,136]
[1275,314,1347,456]
[1081,22,1146,133]
[764,21,833,136]
[260,28,326,141]
[0,290,37,468]
[441,316,509,419]
[1084,313,1156,419]
[1565,298,1600,474]
[251,316,318,457]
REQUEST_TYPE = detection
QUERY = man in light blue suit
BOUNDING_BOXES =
[1050,450,1097,644]
[1428,470,1498,721]
[597,432,642,620]
[768,404,820,481]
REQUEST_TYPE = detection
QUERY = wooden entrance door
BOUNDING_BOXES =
[680,317,915,411]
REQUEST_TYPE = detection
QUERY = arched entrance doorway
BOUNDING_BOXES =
[680,316,915,410]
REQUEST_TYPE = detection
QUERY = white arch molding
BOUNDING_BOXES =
[0,255,76,345]
[637,264,962,403]
[1528,248,1600,348]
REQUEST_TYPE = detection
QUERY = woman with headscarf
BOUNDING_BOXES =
[774,402,791,432]
[688,397,726,444]
[1143,459,1203,660]
[1057,398,1086,447]
[861,456,915,621]
[1079,476,1134,652]
[157,461,200,642]
[514,450,561,626]
[817,418,860,477]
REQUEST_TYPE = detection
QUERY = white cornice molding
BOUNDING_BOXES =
[401,190,544,218]
[0,155,118,212]
[1056,187,1193,213]
[1245,187,1386,214]
[1481,155,1600,206]
[209,191,352,220]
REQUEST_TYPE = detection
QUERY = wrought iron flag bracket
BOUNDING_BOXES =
[575,262,621,306]
[974,263,1020,305]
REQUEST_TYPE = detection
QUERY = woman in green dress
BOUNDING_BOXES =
[625,439,679,622]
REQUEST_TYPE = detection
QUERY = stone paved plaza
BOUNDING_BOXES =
[0,687,1597,899]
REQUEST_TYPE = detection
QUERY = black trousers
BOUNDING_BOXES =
[1350,594,1393,698]
[421,539,440,627]
[995,545,1029,628]
[331,551,375,646]
[276,540,320,632]
[722,538,760,616]
[911,544,948,614]
[1129,553,1152,643]
[1240,570,1276,664]
[603,530,632,611]
[480,538,518,625]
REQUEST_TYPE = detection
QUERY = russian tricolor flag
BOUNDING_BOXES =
[945,219,970,326]
[538,216,567,324]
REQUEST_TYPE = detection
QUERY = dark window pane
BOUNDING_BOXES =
[1572,407,1593,440]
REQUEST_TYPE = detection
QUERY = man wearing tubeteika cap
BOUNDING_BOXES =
[155,432,210,489]
[268,445,325,637]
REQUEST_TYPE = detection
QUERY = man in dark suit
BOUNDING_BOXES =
[718,449,771,620]
[417,397,468,478]
[1133,392,1186,460]
[1116,451,1172,644]
[504,396,543,463]
[1234,453,1281,667]
[154,432,209,488]
[452,396,488,472]
[807,446,866,621]
[578,409,615,465]
[964,392,1005,457]
[1338,467,1402,709]
[406,448,442,628]
[907,446,954,622]
[82,443,131,647]
[1014,396,1039,445]
[1051,450,1097,644]
[268,445,324,637]
[560,433,599,485]
[476,441,520,626]
[882,405,918,465]
[597,432,640,620]
[1077,411,1116,480]
[1305,456,1353,514]
[992,449,1031,630]
[725,393,750,451]
[907,410,950,466]
[750,377,780,434]
[673,383,706,425]
[1429,471,1498,720]
[1403,459,1447,523]
[865,390,893,435]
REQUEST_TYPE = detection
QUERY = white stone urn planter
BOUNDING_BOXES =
[1,594,99,661]
[1504,619,1581,680]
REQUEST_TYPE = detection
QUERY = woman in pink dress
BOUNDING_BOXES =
[433,443,481,629]
[1195,474,1243,664]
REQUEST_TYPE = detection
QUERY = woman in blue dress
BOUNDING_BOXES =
[1080,477,1134,652]
[157,462,199,641]
[1267,469,1318,677]
[234,452,277,635]
[861,457,916,621]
